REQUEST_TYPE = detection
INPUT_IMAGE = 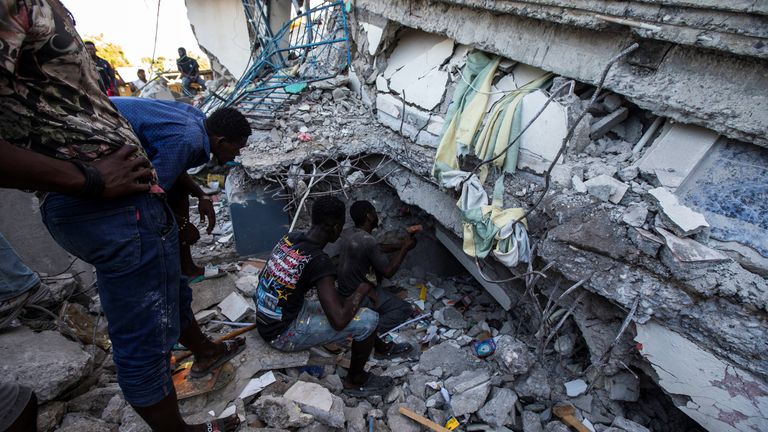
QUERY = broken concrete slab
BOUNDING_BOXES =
[513,63,549,88]
[360,21,384,55]
[191,274,236,313]
[0,326,92,402]
[251,396,314,428]
[419,341,482,377]
[621,204,648,227]
[606,372,640,402]
[636,320,768,432]
[637,122,719,189]
[444,369,492,416]
[583,174,629,204]
[564,379,587,397]
[218,291,255,321]
[283,381,333,412]
[648,187,709,236]
[655,227,729,263]
[495,335,534,375]
[523,410,544,432]
[518,90,569,174]
[376,92,402,118]
[387,396,426,432]
[435,306,467,329]
[590,107,628,140]
[478,387,518,427]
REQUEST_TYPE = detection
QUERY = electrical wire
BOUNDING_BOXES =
[148,0,162,80]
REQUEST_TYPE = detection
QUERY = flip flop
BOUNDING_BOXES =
[189,338,246,378]
[374,342,413,360]
[0,284,50,330]
[343,373,394,397]
[189,268,227,284]
[202,414,240,432]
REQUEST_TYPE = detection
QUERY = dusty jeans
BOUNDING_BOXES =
[41,192,195,407]
[268,299,378,352]
[0,233,39,302]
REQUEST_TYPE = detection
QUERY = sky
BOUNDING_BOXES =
[62,0,204,66]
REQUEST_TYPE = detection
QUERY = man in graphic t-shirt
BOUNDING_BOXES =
[254,196,394,397]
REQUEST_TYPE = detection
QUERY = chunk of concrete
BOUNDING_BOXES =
[518,90,569,174]
[478,387,518,427]
[606,372,640,402]
[564,379,588,397]
[445,369,491,394]
[450,380,491,416]
[218,291,255,321]
[419,342,482,377]
[522,410,544,432]
[38,401,66,432]
[611,416,650,432]
[583,174,629,204]
[376,93,402,118]
[387,396,426,432]
[495,335,534,375]
[590,107,628,140]
[251,396,314,428]
[636,122,719,189]
[375,75,389,92]
[283,381,333,413]
[191,274,236,313]
[100,394,126,424]
[572,175,587,193]
[622,204,648,227]
[648,187,709,236]
[57,413,114,432]
[0,326,92,402]
[360,21,384,55]
[655,227,728,263]
[435,306,467,329]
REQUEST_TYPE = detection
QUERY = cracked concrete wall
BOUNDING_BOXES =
[185,0,252,78]
[355,0,768,148]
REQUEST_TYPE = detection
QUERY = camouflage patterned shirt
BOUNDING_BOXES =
[0,0,152,166]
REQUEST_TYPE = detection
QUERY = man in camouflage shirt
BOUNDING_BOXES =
[0,1,240,431]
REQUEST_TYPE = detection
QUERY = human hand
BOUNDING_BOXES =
[179,219,200,246]
[198,196,216,234]
[91,146,152,198]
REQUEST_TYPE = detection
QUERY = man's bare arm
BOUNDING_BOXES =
[0,139,152,197]
[317,276,372,331]
[375,236,417,279]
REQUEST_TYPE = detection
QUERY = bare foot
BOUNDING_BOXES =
[186,414,240,431]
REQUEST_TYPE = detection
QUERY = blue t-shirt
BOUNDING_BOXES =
[111,97,210,190]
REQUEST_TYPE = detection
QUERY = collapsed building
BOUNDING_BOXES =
[1,1,765,432]
[180,1,768,431]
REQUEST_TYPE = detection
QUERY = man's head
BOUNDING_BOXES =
[205,108,251,164]
[350,200,378,230]
[178,47,187,57]
[137,69,146,81]
[311,197,346,242]
[84,41,97,59]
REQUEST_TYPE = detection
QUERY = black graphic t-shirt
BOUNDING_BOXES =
[255,233,336,340]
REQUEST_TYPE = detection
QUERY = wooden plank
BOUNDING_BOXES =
[397,407,452,432]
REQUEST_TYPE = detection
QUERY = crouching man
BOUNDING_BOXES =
[254,197,394,396]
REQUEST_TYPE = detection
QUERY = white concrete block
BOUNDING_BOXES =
[400,68,449,110]
[648,187,709,236]
[376,75,389,92]
[517,90,569,174]
[635,321,768,432]
[512,63,549,88]
[284,381,334,412]
[238,371,276,399]
[376,93,402,118]
[217,291,254,321]
[384,30,454,79]
[564,379,588,397]
[654,228,729,263]
[636,122,719,190]
[360,22,384,56]
[583,174,629,204]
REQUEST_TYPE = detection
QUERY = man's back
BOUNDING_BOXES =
[337,228,389,297]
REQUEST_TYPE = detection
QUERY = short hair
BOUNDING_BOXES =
[178,47,186,52]
[311,196,345,227]
[205,108,251,141]
[350,200,375,227]
[83,41,95,47]
[137,68,145,73]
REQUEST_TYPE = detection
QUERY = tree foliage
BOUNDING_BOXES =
[84,33,130,67]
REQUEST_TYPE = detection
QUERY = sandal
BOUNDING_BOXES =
[189,267,226,284]
[190,338,246,378]
[201,413,240,432]
[374,342,413,360]
[343,373,394,397]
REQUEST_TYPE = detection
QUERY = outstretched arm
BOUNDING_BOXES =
[317,276,373,331]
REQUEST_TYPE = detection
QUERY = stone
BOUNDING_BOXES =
[606,372,640,402]
[515,367,552,400]
[118,407,151,432]
[636,122,719,189]
[217,291,255,321]
[612,416,650,432]
[436,306,467,329]
[445,370,492,416]
[478,387,518,427]
[543,421,570,432]
[554,335,575,356]
[621,205,648,227]
[572,175,587,193]
[387,396,426,432]
[101,394,126,424]
[297,424,332,432]
[332,87,351,100]
[191,274,236,313]
[383,364,410,378]
[251,396,314,428]
[283,381,333,412]
[194,309,217,325]
[495,335,535,375]
[617,165,639,182]
[0,326,92,402]
[445,369,491,394]
[648,187,709,236]
[584,175,629,204]
[322,374,343,393]
[418,342,480,377]
[629,227,664,256]
[564,379,588,397]
[602,94,622,112]
[235,275,260,297]
[57,413,115,432]
[67,386,121,417]
[38,401,66,432]
[590,108,628,140]
[522,410,543,432]
[655,227,729,263]
[343,402,372,432]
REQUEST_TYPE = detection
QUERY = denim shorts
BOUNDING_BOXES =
[41,192,195,407]
[269,300,378,352]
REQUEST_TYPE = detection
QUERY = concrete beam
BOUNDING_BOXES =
[355,0,768,148]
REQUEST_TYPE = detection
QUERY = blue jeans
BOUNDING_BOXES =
[268,300,378,352]
[0,233,39,302]
[181,76,206,96]
[41,193,195,407]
